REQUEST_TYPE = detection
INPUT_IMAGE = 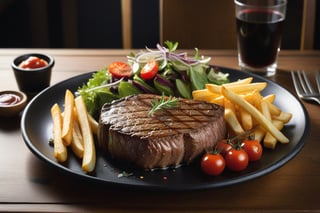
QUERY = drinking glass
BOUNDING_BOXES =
[234,0,287,76]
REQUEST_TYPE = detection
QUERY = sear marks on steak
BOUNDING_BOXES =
[98,94,226,170]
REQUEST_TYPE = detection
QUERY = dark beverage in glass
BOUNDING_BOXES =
[234,0,287,76]
[236,9,285,69]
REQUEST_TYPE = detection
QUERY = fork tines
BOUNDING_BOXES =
[291,70,320,105]
[316,71,320,92]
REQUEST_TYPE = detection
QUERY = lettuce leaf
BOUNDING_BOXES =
[77,68,116,117]
[207,67,230,85]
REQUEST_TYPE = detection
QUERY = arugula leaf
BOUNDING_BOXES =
[194,48,199,59]
[190,65,208,90]
[176,79,191,99]
[164,41,179,52]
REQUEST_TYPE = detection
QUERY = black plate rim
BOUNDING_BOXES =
[21,66,310,191]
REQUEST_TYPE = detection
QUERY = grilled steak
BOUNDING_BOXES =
[97,94,226,170]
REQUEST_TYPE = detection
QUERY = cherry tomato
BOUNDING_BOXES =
[201,153,225,176]
[225,148,249,172]
[215,139,233,156]
[19,56,48,69]
[108,61,133,78]
[140,60,159,80]
[242,138,263,161]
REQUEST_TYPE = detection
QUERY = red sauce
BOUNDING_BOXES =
[18,56,48,69]
[0,93,21,106]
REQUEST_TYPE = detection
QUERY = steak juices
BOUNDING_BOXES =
[236,9,285,69]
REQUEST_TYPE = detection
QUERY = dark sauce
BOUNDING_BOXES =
[0,93,22,106]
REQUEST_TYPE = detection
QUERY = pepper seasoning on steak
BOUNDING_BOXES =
[98,94,226,170]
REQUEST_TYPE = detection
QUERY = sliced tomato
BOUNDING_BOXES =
[140,60,159,80]
[108,61,133,78]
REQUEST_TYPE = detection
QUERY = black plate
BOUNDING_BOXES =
[21,67,309,191]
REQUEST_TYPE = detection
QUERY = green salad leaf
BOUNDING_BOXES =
[164,40,178,52]
[207,67,230,85]
[77,68,116,117]
[78,41,230,117]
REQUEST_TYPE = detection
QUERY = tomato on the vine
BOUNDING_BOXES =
[242,138,263,161]
[201,153,226,176]
[215,139,233,156]
[225,147,249,172]
[108,61,133,78]
[140,60,159,80]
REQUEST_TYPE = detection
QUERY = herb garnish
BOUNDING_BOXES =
[148,94,178,116]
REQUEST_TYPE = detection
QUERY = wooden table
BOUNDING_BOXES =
[1,49,320,212]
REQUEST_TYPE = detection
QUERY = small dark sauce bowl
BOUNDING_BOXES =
[0,90,28,117]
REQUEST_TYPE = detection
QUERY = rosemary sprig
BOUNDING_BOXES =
[148,94,178,116]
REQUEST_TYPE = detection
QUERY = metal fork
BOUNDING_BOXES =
[291,70,320,105]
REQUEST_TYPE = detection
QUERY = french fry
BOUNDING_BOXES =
[71,119,84,158]
[239,107,253,130]
[51,103,67,162]
[260,100,272,121]
[264,101,281,116]
[206,77,254,93]
[88,113,99,135]
[61,90,75,146]
[193,77,292,148]
[243,90,263,107]
[259,100,281,148]
[224,98,242,132]
[50,89,98,171]
[224,108,244,135]
[75,96,96,173]
[224,98,236,113]
[253,126,266,142]
[221,86,289,143]
[272,111,293,124]
[206,82,267,94]
[264,120,285,149]
[211,95,225,105]
[192,89,220,102]
[230,77,254,85]
[263,94,276,103]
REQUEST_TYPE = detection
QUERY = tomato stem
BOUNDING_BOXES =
[229,126,258,142]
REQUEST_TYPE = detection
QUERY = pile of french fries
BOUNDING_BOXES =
[192,77,292,149]
[50,90,98,172]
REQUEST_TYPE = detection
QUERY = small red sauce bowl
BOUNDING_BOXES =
[0,90,27,117]
[11,53,55,97]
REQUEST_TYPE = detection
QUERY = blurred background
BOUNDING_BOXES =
[0,0,319,49]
